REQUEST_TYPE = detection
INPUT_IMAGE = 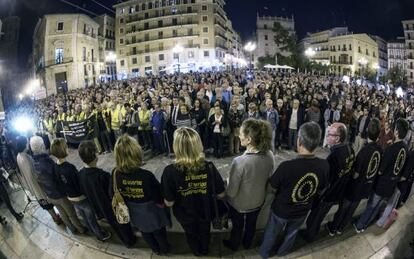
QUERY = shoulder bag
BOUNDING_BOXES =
[111,169,130,224]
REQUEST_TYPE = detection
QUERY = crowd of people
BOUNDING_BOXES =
[1,69,414,258]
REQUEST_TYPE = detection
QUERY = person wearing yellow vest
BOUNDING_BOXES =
[42,113,55,142]
[138,102,152,150]
[55,108,66,138]
[110,102,123,140]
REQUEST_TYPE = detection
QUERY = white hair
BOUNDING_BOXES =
[30,136,46,154]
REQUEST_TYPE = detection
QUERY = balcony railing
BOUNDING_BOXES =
[127,10,198,24]
[126,33,199,45]
[45,57,74,67]
[126,22,198,34]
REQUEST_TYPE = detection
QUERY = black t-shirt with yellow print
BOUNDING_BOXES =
[161,161,225,224]
[116,168,163,204]
[270,155,329,219]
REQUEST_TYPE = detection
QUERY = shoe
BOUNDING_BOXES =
[353,223,363,234]
[98,231,112,242]
[325,223,336,237]
[222,240,237,251]
[336,230,343,235]
[0,216,7,225]
[78,227,88,234]
[14,212,24,221]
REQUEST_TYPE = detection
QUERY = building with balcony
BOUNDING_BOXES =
[94,14,117,82]
[300,27,349,66]
[254,15,295,65]
[113,0,244,77]
[301,28,379,76]
[388,37,407,71]
[370,35,388,77]
[402,20,414,85]
[32,14,102,95]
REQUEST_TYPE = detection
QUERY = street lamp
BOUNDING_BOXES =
[172,44,184,73]
[243,41,256,74]
[105,52,117,62]
[358,57,368,80]
[305,48,316,74]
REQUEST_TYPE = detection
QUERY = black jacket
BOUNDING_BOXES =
[286,107,305,130]
[32,153,65,199]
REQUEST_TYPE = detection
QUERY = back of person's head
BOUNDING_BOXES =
[50,138,68,159]
[30,136,45,154]
[173,127,205,173]
[115,134,143,173]
[78,140,97,165]
[298,122,321,152]
[15,136,28,153]
[367,118,381,141]
[241,119,272,153]
[395,118,409,140]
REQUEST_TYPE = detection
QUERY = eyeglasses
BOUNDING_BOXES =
[327,134,340,137]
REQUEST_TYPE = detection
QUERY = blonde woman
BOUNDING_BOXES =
[113,135,170,254]
[161,127,225,256]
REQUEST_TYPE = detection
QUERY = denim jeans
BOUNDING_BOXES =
[355,193,387,230]
[48,197,84,233]
[259,212,306,258]
[377,189,400,227]
[288,129,298,151]
[72,199,106,239]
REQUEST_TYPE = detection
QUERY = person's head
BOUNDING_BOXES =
[50,138,68,159]
[194,99,201,108]
[240,119,272,152]
[172,97,179,106]
[114,134,143,173]
[327,123,347,146]
[30,136,46,155]
[297,122,322,153]
[293,99,299,109]
[141,101,148,110]
[154,102,161,112]
[15,136,28,153]
[266,99,273,109]
[394,118,409,140]
[173,127,205,173]
[230,99,238,110]
[124,103,131,112]
[196,91,205,100]
[248,102,256,112]
[180,104,189,114]
[367,118,381,142]
[214,105,222,115]
[276,99,283,109]
[78,140,98,165]
[363,107,369,116]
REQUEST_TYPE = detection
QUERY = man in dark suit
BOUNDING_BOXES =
[354,107,370,154]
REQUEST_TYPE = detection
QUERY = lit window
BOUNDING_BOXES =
[55,48,64,64]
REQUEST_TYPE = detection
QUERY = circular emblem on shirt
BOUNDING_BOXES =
[393,148,406,176]
[366,151,381,179]
[291,172,319,203]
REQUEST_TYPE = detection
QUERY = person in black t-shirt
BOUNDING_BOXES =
[398,147,414,207]
[161,127,225,256]
[326,119,382,235]
[113,135,170,255]
[78,141,136,247]
[259,122,329,258]
[304,122,355,242]
[355,118,409,232]
[51,138,111,241]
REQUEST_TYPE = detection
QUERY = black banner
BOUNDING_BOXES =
[60,116,96,144]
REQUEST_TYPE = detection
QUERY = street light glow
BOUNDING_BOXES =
[372,63,380,70]
[305,48,316,58]
[358,57,368,66]
[105,52,117,62]
[172,44,184,53]
[244,42,257,52]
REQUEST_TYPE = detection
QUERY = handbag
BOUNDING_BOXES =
[111,169,130,224]
[207,162,229,230]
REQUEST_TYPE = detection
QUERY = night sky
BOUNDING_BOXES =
[1,0,413,69]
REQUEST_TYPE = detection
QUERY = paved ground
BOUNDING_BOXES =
[0,149,413,258]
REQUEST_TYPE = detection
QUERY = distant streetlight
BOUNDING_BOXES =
[305,48,316,58]
[244,41,256,74]
[358,57,368,80]
[105,52,117,62]
[172,44,184,73]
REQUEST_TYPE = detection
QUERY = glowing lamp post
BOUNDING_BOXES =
[172,44,184,73]
[358,57,368,80]
[243,41,257,74]
[305,48,316,74]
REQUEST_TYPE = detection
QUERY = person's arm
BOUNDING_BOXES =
[161,167,175,207]
[210,162,226,199]
[226,159,243,199]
